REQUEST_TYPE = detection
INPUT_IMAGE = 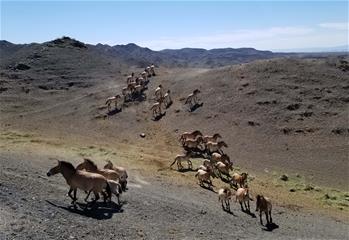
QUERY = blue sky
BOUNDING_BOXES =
[1,1,348,51]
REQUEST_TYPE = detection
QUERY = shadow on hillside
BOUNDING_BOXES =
[199,184,216,193]
[177,168,196,173]
[107,108,122,116]
[189,102,203,112]
[223,208,237,216]
[241,209,257,218]
[165,101,173,109]
[262,222,279,232]
[46,200,123,220]
[152,112,166,121]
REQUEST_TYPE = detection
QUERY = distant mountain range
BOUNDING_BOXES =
[0,37,347,69]
[274,45,349,53]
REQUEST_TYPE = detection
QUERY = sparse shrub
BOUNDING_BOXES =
[304,184,314,191]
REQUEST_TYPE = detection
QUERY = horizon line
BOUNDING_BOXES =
[1,36,348,53]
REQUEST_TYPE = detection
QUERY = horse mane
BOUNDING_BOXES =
[60,161,76,173]
[84,158,98,170]
[193,89,200,94]
[192,130,202,135]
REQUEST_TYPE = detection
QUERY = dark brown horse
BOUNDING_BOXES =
[256,195,273,225]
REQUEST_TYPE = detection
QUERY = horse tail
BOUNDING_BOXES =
[105,181,112,200]
[105,99,110,105]
[195,172,199,178]
[170,158,177,168]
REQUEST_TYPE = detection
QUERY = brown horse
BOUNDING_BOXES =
[185,89,201,108]
[46,160,111,207]
[205,141,228,154]
[103,160,128,191]
[150,98,164,118]
[105,95,121,112]
[231,172,248,188]
[218,187,233,211]
[256,195,273,225]
[76,158,125,187]
[203,133,222,143]
[179,130,203,144]
[235,187,253,212]
[170,154,193,170]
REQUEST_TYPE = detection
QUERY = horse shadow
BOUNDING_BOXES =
[178,168,196,173]
[107,108,122,116]
[262,222,279,232]
[132,93,147,102]
[183,149,206,158]
[241,209,257,218]
[189,102,204,112]
[199,184,216,193]
[223,208,237,216]
[46,200,123,220]
[152,112,166,121]
[165,101,173,109]
[219,175,232,184]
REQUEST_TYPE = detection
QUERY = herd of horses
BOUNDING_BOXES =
[105,64,155,112]
[171,130,273,226]
[47,158,127,209]
[105,64,202,119]
[47,64,273,227]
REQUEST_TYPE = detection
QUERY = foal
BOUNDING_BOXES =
[47,160,111,207]
[256,194,273,225]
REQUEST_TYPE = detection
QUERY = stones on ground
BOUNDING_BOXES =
[286,103,300,111]
[140,133,146,138]
[280,174,289,181]
[247,120,260,126]
[15,63,31,71]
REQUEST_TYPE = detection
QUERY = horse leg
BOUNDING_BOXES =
[115,193,120,206]
[68,188,75,203]
[90,192,99,208]
[247,200,250,212]
[188,160,192,169]
[244,200,248,211]
[260,211,263,225]
[269,210,273,223]
[240,201,244,211]
[84,190,92,202]
[265,212,269,224]
[101,190,108,203]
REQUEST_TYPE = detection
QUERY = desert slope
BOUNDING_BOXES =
[0,38,349,239]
